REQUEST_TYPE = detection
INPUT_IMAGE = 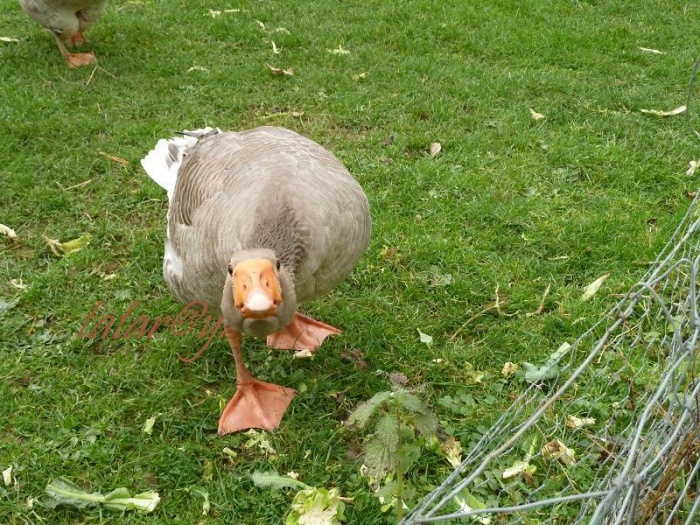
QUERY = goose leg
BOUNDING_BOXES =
[68,31,85,47]
[51,31,96,68]
[266,312,341,351]
[218,325,296,435]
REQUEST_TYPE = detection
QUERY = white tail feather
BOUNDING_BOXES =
[141,127,221,201]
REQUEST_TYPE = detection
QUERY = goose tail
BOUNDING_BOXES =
[140,127,222,201]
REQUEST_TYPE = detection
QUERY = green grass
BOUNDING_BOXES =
[1,0,699,522]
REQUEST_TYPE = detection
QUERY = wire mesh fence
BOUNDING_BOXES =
[401,192,700,524]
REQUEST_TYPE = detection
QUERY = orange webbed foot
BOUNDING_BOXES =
[52,31,96,68]
[266,312,341,351]
[218,325,296,435]
[218,378,296,435]
[66,52,97,68]
[68,31,85,47]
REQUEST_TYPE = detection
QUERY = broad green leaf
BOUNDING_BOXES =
[45,478,102,510]
[374,479,398,500]
[454,489,491,524]
[395,390,429,415]
[250,470,309,491]
[287,487,346,525]
[413,412,438,438]
[186,486,211,516]
[102,487,160,512]
[522,361,559,383]
[243,429,277,456]
[502,460,537,479]
[345,391,392,429]
[0,299,18,316]
[44,477,159,513]
[398,442,421,472]
[374,413,400,454]
[44,234,91,256]
[522,342,570,383]
[363,436,395,479]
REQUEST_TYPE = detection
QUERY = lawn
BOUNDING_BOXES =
[1,0,699,523]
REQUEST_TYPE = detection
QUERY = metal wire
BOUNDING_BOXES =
[401,193,700,524]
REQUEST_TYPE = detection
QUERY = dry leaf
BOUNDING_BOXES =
[542,439,576,465]
[0,223,17,240]
[271,41,280,54]
[142,414,159,434]
[529,108,546,120]
[340,348,368,369]
[266,63,294,76]
[388,371,408,385]
[0,37,19,43]
[640,105,686,117]
[417,329,433,344]
[565,415,596,429]
[2,466,12,487]
[440,436,463,468]
[44,234,91,256]
[209,8,241,17]
[293,349,314,359]
[98,151,129,165]
[502,361,518,377]
[687,160,699,177]
[261,110,304,119]
[429,142,442,157]
[187,66,210,73]
[327,45,350,55]
[639,47,664,54]
[582,273,609,301]
[10,279,27,290]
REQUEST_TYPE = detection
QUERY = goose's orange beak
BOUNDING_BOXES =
[233,259,282,319]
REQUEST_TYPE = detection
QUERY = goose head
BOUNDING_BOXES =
[220,250,296,338]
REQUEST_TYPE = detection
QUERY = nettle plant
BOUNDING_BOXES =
[345,387,439,522]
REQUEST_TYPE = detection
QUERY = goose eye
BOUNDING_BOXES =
[276,258,281,271]
[227,264,233,275]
